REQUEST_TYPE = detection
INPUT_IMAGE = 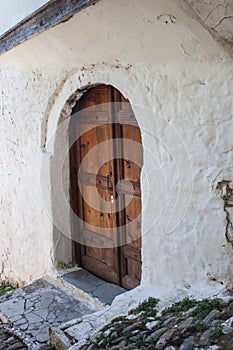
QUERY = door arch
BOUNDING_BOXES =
[69,84,143,290]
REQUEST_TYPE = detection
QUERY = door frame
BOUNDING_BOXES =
[41,68,147,285]
[69,84,143,289]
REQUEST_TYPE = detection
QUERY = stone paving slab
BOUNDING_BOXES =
[0,278,95,350]
[61,269,126,305]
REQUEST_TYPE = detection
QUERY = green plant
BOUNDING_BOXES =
[218,310,232,320]
[162,297,198,317]
[96,333,110,347]
[188,346,195,350]
[210,327,222,340]
[141,333,147,342]
[191,298,222,320]
[111,320,126,332]
[0,284,15,296]
[129,297,160,318]
[195,321,208,332]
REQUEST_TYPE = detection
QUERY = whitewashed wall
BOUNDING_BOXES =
[0,0,232,296]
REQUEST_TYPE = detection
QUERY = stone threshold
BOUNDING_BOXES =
[56,268,126,307]
[49,268,129,349]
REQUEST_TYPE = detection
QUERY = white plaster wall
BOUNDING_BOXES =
[0,0,232,295]
[0,68,69,284]
[0,0,49,36]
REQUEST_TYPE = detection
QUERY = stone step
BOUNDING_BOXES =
[0,269,128,350]
[57,268,126,307]
[49,268,128,349]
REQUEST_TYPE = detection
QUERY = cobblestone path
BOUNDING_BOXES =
[0,320,27,350]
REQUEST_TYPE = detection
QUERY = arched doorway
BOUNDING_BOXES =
[69,84,143,290]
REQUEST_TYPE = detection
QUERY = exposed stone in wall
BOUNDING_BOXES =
[59,90,84,124]
[216,180,233,247]
[210,169,233,249]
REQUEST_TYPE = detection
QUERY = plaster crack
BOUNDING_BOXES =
[45,296,55,322]
[200,0,214,6]
[212,15,233,29]
[203,4,226,23]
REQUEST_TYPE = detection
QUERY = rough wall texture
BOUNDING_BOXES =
[0,0,232,297]
[140,62,233,292]
[0,68,68,284]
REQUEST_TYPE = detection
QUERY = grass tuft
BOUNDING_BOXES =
[210,327,223,340]
[162,297,198,317]
[190,298,222,320]
[0,284,15,296]
[129,297,160,318]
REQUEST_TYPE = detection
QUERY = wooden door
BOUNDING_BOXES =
[69,85,143,290]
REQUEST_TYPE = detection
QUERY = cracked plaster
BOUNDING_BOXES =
[187,0,233,56]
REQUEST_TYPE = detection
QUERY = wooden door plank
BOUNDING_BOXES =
[122,275,140,290]
[71,85,121,284]
[82,255,119,284]
[111,91,142,290]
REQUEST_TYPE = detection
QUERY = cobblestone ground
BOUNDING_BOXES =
[80,297,233,350]
[0,320,27,350]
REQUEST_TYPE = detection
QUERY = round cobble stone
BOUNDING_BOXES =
[0,321,27,350]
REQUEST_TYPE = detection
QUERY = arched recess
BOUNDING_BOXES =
[41,67,148,288]
[69,84,143,289]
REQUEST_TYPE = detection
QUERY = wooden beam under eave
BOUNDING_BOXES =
[0,0,99,55]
